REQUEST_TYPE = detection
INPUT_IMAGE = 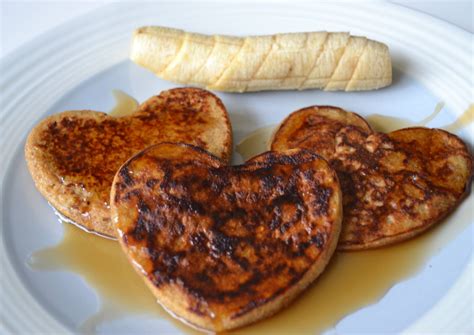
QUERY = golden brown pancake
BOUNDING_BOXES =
[111,143,342,332]
[271,106,473,250]
[25,88,232,238]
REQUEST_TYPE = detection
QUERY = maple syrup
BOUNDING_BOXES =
[444,104,474,132]
[235,125,277,161]
[28,96,473,334]
[108,89,139,117]
[366,102,445,132]
[29,223,160,329]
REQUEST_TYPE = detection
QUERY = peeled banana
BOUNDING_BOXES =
[130,26,392,92]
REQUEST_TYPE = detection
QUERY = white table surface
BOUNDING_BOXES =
[0,1,472,59]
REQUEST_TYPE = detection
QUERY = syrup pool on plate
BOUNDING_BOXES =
[29,95,473,334]
[235,125,276,161]
[29,221,167,332]
[108,89,139,117]
[366,101,444,132]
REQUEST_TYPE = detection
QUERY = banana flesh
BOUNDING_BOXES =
[130,26,392,92]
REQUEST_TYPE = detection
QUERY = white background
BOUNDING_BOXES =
[0,0,472,59]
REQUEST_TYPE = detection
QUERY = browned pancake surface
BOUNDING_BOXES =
[272,105,372,159]
[25,88,232,237]
[111,143,342,331]
[271,107,472,250]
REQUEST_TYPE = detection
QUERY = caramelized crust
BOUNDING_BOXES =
[111,143,342,331]
[25,88,232,238]
[271,107,473,250]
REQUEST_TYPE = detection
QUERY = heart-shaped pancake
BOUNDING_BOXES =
[272,106,472,250]
[25,88,232,238]
[110,143,342,332]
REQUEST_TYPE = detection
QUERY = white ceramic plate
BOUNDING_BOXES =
[1,2,472,334]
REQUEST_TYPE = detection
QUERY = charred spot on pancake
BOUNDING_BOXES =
[119,165,134,187]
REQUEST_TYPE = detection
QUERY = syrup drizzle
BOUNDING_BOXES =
[444,104,474,133]
[366,102,445,133]
[108,89,139,117]
[235,125,276,161]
